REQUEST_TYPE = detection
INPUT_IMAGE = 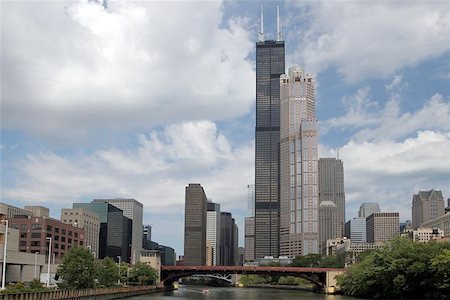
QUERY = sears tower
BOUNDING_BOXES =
[254,6,285,259]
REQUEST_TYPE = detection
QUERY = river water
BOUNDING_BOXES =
[126,285,355,299]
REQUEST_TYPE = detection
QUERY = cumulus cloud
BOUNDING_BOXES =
[288,1,450,81]
[1,1,255,138]
[2,121,254,213]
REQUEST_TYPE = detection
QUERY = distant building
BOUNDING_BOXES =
[325,237,351,256]
[280,66,318,257]
[366,212,400,243]
[319,201,341,253]
[403,228,445,243]
[232,220,239,266]
[421,213,450,237]
[8,215,85,262]
[24,206,49,218]
[61,208,100,258]
[0,203,33,218]
[358,203,380,218]
[238,247,245,266]
[445,198,450,214]
[219,212,234,266]
[140,250,161,282]
[345,217,367,243]
[244,217,255,262]
[412,190,445,228]
[184,183,207,266]
[206,201,221,266]
[93,198,143,262]
[73,202,131,262]
[247,184,255,217]
[142,224,152,249]
[319,158,345,237]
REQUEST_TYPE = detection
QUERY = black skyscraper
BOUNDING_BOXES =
[254,7,285,259]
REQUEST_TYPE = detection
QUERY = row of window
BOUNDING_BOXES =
[11,223,79,237]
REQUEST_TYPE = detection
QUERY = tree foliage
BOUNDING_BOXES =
[96,257,120,287]
[127,262,158,285]
[291,253,345,268]
[337,237,450,299]
[56,246,97,289]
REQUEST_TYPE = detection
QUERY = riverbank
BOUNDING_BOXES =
[0,285,164,300]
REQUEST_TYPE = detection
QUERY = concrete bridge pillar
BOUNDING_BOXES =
[325,271,344,294]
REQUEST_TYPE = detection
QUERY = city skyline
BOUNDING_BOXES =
[1,1,449,257]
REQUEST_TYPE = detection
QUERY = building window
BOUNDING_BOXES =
[61,244,65,250]
[55,228,59,233]
[61,229,66,235]
[74,232,78,238]
[68,238,72,243]
[61,237,65,242]
[31,223,41,230]
[20,241,26,247]
[31,232,41,239]
[20,232,27,238]
[21,224,27,231]
[31,241,40,247]
[54,235,59,241]
[68,231,72,237]
[47,225,52,231]
[54,243,59,249]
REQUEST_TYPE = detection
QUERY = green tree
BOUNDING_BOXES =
[127,262,158,285]
[431,249,450,298]
[337,237,450,299]
[56,246,96,289]
[96,257,120,287]
[291,254,322,267]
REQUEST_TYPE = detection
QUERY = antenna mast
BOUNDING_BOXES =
[259,4,264,42]
[276,5,282,41]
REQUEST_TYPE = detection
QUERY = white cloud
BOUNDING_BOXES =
[339,130,450,220]
[288,1,450,81]
[1,1,255,138]
[2,121,254,213]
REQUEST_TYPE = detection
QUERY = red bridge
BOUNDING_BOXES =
[161,265,345,291]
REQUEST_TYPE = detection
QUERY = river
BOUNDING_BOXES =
[126,285,355,299]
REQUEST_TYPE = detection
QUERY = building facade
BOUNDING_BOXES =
[244,217,255,262]
[280,66,318,257]
[345,217,367,243]
[358,203,381,218]
[8,215,85,262]
[421,213,450,237]
[318,158,345,237]
[184,183,207,266]
[412,190,445,228]
[61,208,100,258]
[92,198,143,262]
[319,201,341,254]
[254,13,285,259]
[73,202,131,262]
[206,201,220,266]
[0,203,33,218]
[366,212,400,243]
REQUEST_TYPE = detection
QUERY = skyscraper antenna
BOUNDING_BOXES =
[337,148,340,160]
[259,4,264,42]
[276,5,281,41]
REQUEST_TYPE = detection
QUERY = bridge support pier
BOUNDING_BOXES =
[324,271,344,294]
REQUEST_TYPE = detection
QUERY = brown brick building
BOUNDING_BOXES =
[9,215,85,262]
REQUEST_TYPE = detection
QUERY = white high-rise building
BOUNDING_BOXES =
[206,201,221,266]
[92,198,143,262]
[358,203,381,218]
[280,66,319,257]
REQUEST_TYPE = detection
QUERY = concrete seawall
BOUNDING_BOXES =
[0,285,164,300]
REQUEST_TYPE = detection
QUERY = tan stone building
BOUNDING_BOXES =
[61,208,100,258]
[140,250,161,282]
[412,190,445,228]
[422,213,450,237]
[366,212,400,243]
[280,66,318,257]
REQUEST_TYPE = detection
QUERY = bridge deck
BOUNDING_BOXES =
[162,266,345,274]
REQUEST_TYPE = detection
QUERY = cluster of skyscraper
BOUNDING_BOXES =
[249,7,346,260]
[183,184,240,266]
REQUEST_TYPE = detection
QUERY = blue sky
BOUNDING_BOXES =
[1,0,449,256]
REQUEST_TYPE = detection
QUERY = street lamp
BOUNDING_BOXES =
[117,256,121,285]
[34,252,38,279]
[1,220,8,290]
[46,237,52,287]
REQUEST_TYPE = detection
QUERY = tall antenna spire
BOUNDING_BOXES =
[259,4,264,42]
[337,148,340,160]
[276,5,282,41]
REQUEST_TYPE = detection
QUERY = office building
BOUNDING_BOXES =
[345,217,367,243]
[219,212,239,266]
[206,201,221,266]
[232,220,239,266]
[93,198,143,262]
[280,66,318,257]
[445,198,450,214]
[247,184,255,217]
[143,224,152,249]
[8,215,85,262]
[366,212,400,243]
[184,183,207,266]
[24,206,49,217]
[244,217,255,262]
[318,158,345,237]
[358,203,381,218]
[422,213,450,237]
[0,203,33,218]
[319,201,341,254]
[254,7,285,259]
[61,208,100,258]
[412,190,445,228]
[73,202,131,262]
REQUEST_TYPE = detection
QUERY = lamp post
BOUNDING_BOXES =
[34,252,38,279]
[46,237,52,287]
[1,220,8,290]
[117,256,121,285]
